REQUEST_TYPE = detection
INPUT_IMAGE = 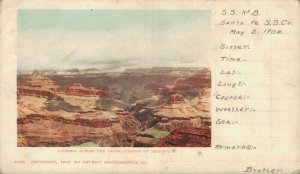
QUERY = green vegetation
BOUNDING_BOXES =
[136,128,170,143]
[71,142,99,147]
[45,100,81,112]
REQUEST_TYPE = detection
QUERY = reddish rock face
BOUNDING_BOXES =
[155,87,169,95]
[154,127,211,147]
[134,141,154,147]
[17,114,114,128]
[167,94,185,104]
[17,88,59,99]
[198,88,211,98]
[176,69,211,90]
[17,113,140,147]
[155,83,176,96]
[17,76,60,99]
[65,83,104,97]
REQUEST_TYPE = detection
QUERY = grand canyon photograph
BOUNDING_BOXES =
[17,10,211,147]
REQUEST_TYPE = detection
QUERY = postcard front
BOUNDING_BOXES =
[0,0,299,173]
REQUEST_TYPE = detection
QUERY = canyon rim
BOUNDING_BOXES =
[17,9,211,147]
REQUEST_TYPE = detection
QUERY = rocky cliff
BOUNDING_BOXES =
[18,114,115,128]
[17,76,60,99]
[65,83,105,97]
[18,112,141,147]
[18,88,59,99]
[154,127,211,147]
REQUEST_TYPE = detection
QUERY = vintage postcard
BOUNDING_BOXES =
[0,0,299,174]
[17,9,211,148]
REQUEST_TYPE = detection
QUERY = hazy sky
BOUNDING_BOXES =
[18,10,210,71]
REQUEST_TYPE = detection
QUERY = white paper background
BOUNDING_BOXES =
[0,0,299,173]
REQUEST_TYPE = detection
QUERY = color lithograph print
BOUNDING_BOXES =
[17,10,211,147]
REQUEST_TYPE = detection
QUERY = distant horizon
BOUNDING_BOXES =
[18,10,211,71]
[17,66,210,73]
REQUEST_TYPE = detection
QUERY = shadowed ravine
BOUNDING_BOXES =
[17,67,211,147]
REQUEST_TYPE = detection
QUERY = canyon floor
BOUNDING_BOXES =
[17,67,211,147]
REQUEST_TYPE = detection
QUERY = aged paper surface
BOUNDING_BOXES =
[0,0,299,173]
